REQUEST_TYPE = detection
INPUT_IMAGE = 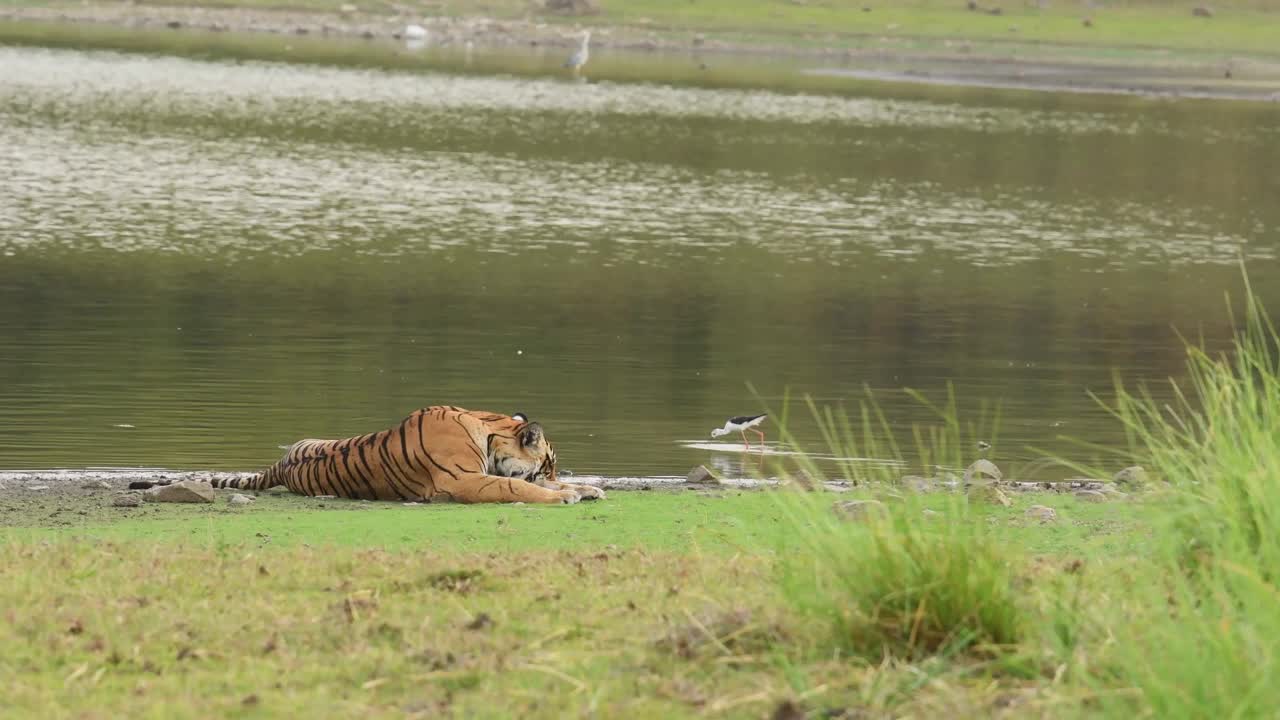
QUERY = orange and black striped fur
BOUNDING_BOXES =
[139,407,605,504]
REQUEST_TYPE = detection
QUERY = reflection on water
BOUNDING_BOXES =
[0,46,1277,478]
[2,123,1260,268]
[0,46,1177,134]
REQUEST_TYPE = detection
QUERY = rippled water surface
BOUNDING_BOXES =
[2,45,1278,477]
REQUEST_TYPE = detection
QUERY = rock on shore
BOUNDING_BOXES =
[147,481,215,503]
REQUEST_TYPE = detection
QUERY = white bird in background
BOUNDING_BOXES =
[564,30,591,75]
[710,414,768,452]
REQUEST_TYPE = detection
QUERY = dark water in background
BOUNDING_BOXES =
[1,45,1277,478]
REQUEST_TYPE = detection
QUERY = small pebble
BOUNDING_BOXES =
[1073,489,1109,502]
[1026,505,1058,522]
[113,494,143,507]
[229,494,255,506]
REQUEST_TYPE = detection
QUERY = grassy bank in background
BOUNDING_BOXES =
[4,1,1278,109]
[15,0,1278,57]
[2,0,1278,89]
[6,17,1250,110]
[477,0,1277,57]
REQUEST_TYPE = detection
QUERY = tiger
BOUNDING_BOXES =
[132,406,605,504]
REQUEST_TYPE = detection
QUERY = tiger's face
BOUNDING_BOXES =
[491,417,557,485]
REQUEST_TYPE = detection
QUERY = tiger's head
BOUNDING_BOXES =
[490,413,557,485]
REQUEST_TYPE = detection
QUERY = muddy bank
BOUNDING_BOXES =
[0,467,766,493]
[0,469,755,530]
[0,467,1126,530]
[0,467,1115,494]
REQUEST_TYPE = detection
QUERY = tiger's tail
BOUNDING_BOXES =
[128,470,283,492]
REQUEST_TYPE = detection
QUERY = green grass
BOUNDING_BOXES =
[0,480,1156,716]
[779,496,1026,663]
[83,0,1280,58]
[3,541,785,718]
[1078,279,1280,718]
[0,535,1092,719]
[764,388,1038,673]
[594,0,1280,56]
[1,488,1150,556]
[0,492,1146,719]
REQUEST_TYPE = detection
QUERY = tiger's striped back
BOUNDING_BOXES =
[135,406,584,504]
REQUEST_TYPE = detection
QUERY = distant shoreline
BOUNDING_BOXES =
[2,4,1280,102]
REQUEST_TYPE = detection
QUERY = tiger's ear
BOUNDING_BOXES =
[512,412,528,423]
[519,422,543,448]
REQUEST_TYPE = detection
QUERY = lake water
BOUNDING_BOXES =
[1,43,1278,479]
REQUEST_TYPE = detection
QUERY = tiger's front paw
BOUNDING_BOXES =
[554,489,581,505]
[574,484,606,501]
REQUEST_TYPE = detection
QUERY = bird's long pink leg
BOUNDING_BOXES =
[740,430,751,452]
[753,429,765,449]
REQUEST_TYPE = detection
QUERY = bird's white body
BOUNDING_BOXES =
[565,31,591,73]
[404,24,428,40]
[711,414,768,451]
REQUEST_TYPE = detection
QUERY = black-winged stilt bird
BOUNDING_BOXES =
[711,414,768,451]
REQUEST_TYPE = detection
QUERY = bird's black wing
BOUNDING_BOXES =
[728,414,766,425]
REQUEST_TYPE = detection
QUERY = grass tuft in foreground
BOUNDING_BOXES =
[1087,279,1280,718]
[765,387,1023,666]
[778,496,1025,663]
